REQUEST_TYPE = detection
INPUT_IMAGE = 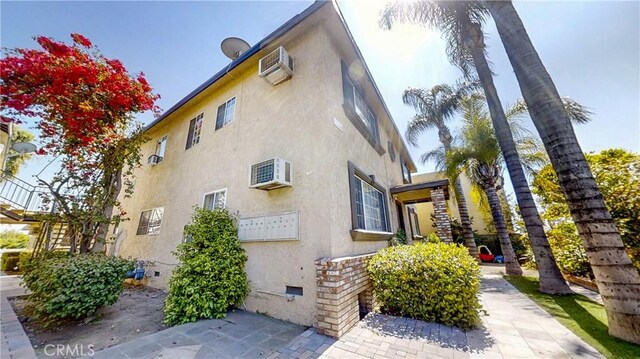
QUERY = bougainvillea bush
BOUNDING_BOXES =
[0,34,160,253]
[367,242,481,329]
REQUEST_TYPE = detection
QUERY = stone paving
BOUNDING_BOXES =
[0,275,36,359]
[271,274,603,359]
[1,269,605,358]
[89,310,306,359]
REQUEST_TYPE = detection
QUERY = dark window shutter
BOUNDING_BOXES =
[341,61,354,107]
[215,103,226,130]
[185,118,196,150]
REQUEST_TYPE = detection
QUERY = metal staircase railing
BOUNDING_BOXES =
[0,174,54,214]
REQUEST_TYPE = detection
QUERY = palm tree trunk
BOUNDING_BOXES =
[442,137,480,260]
[453,176,480,260]
[486,0,640,343]
[465,23,571,293]
[484,185,522,275]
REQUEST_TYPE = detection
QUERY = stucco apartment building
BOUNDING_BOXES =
[112,1,454,338]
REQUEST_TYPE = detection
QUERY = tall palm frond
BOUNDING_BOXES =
[511,97,593,125]
[404,81,476,146]
[380,1,489,77]
[420,145,446,170]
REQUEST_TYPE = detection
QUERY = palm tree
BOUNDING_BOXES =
[403,82,480,259]
[485,0,640,343]
[444,96,529,275]
[380,0,571,294]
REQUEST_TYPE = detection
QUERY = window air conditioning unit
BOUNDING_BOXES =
[249,158,292,190]
[147,154,163,165]
[259,46,294,85]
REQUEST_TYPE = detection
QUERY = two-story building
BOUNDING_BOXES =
[111,0,454,338]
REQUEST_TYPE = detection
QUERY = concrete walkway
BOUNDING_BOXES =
[275,274,603,359]
[1,272,604,358]
[0,275,36,359]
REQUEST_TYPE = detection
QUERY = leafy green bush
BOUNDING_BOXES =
[163,208,249,326]
[547,223,592,279]
[18,251,33,271]
[21,253,133,322]
[427,232,441,243]
[367,242,481,329]
[390,228,408,246]
[0,230,30,248]
[1,251,22,272]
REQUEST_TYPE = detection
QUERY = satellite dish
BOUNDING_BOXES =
[221,37,250,60]
[11,142,37,154]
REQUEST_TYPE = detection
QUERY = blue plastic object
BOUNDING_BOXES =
[494,255,504,264]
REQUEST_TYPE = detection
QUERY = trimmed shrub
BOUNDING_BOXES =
[1,251,22,272]
[21,253,134,322]
[0,230,30,249]
[163,208,249,326]
[427,232,441,243]
[367,242,481,329]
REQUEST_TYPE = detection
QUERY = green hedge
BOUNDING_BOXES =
[1,251,22,272]
[367,242,481,329]
[0,230,30,249]
[21,253,134,322]
[163,208,249,326]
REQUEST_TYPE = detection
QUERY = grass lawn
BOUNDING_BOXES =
[505,276,640,359]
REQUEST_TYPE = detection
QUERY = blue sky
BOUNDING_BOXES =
[2,0,639,186]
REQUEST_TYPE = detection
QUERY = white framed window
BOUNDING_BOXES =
[136,207,164,235]
[215,97,236,130]
[401,159,411,184]
[155,135,168,162]
[186,113,204,150]
[203,188,227,210]
[354,176,387,231]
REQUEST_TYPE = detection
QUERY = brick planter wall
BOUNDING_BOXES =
[314,253,376,338]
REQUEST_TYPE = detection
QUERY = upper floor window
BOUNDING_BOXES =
[215,97,236,130]
[154,135,168,162]
[388,141,396,162]
[203,189,227,210]
[136,207,164,236]
[341,61,383,155]
[185,113,204,150]
[401,159,411,184]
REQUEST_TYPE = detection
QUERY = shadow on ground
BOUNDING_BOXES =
[358,313,495,353]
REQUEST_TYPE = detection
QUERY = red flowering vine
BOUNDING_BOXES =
[0,34,161,254]
[0,33,160,155]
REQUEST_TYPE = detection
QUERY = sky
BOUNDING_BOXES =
[2,0,639,190]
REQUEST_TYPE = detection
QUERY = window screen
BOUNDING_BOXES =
[215,97,236,130]
[186,113,204,150]
[136,207,164,235]
[203,189,227,210]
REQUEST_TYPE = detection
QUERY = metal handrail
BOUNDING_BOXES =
[0,174,54,213]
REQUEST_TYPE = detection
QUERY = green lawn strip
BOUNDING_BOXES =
[505,275,640,359]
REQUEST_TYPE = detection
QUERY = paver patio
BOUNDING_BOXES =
[273,273,603,359]
[1,268,604,358]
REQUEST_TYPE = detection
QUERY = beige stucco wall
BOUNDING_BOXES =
[412,172,492,237]
[114,5,412,327]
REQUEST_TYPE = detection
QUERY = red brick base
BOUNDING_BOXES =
[314,253,376,338]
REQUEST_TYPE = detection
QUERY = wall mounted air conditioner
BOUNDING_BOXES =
[258,46,294,85]
[249,158,292,190]
[147,154,163,165]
